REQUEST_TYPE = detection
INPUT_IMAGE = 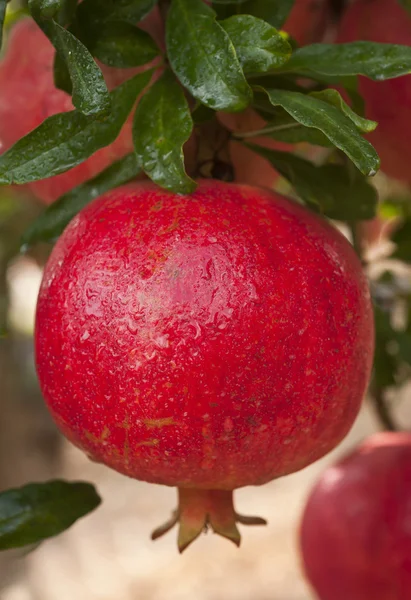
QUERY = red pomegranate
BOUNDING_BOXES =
[35,180,374,550]
[337,0,411,185]
[0,14,160,204]
[300,432,411,600]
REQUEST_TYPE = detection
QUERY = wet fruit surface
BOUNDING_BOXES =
[35,180,374,547]
[300,432,411,600]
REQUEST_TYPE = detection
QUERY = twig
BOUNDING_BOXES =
[371,385,399,432]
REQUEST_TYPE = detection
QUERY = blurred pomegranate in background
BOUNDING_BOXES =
[301,432,411,600]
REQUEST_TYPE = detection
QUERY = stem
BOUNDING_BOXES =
[151,487,267,553]
[371,386,399,432]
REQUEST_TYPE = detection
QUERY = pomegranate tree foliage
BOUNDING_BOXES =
[1,0,411,550]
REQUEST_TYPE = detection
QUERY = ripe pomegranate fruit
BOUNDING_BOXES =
[35,179,374,551]
[337,0,411,185]
[300,432,411,600]
[0,14,160,204]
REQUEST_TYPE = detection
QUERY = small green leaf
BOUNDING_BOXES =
[246,144,378,220]
[258,87,380,176]
[22,154,141,247]
[0,0,6,49]
[0,480,101,550]
[50,20,111,116]
[166,0,252,112]
[133,69,196,193]
[90,22,159,68]
[285,42,411,80]
[0,70,152,185]
[77,0,158,26]
[309,89,377,133]
[220,15,291,74]
[214,0,294,29]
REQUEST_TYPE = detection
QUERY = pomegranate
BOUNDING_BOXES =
[35,180,374,550]
[0,14,161,204]
[337,0,411,185]
[300,432,411,600]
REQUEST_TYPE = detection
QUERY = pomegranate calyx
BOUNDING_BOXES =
[151,488,267,553]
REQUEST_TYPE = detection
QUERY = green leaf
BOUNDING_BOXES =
[77,0,158,26]
[245,106,332,146]
[398,0,411,16]
[309,89,377,133]
[90,22,159,68]
[36,0,63,18]
[50,20,111,116]
[0,0,6,49]
[166,0,252,112]
[22,154,141,247]
[257,87,380,176]
[0,481,101,550]
[133,69,195,193]
[53,48,72,94]
[246,144,378,220]
[285,42,411,80]
[220,15,291,74]
[214,0,294,29]
[0,70,152,185]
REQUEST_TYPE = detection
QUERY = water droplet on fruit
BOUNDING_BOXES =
[154,334,169,348]
[81,330,90,341]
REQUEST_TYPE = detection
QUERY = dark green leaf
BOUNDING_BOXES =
[214,0,294,29]
[392,218,411,261]
[56,0,78,26]
[192,104,216,124]
[49,20,110,116]
[0,70,152,185]
[257,87,380,176]
[246,144,378,220]
[133,69,195,193]
[77,0,157,26]
[53,48,72,94]
[398,0,411,16]
[166,0,252,112]
[0,0,6,49]
[22,154,141,247]
[37,0,62,18]
[220,15,291,74]
[90,22,159,68]
[285,42,411,80]
[29,2,110,117]
[0,481,101,550]
[244,106,332,146]
[309,89,377,133]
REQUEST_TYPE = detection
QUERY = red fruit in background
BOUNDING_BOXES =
[285,0,329,46]
[337,0,411,185]
[35,179,374,550]
[0,14,160,204]
[300,432,411,600]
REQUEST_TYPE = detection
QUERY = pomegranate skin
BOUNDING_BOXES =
[337,0,411,184]
[35,179,374,492]
[300,432,411,600]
